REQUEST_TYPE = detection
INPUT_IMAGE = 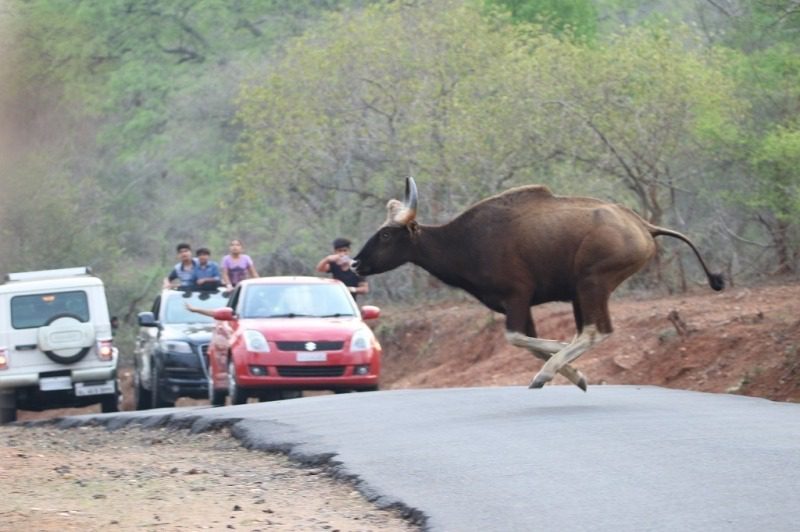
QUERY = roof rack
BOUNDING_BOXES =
[5,267,93,282]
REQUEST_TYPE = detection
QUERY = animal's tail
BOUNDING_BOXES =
[650,227,725,291]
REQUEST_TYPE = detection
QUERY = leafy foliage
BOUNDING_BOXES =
[1,0,799,347]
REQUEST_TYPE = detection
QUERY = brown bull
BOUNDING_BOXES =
[352,177,724,391]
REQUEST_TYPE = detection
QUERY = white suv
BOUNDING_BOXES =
[0,267,119,423]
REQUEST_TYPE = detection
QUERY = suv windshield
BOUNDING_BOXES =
[242,283,356,319]
[163,291,228,324]
[11,291,90,329]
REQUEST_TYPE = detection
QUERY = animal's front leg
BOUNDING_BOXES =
[505,332,588,391]
[528,325,609,389]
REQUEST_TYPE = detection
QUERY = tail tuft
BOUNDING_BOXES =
[709,273,725,291]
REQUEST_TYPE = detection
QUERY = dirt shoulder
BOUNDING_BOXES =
[0,424,419,531]
[377,280,800,402]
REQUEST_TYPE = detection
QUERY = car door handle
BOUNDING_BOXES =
[15,344,37,350]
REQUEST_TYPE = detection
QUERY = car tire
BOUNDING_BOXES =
[227,359,248,405]
[134,371,151,410]
[0,392,16,424]
[151,363,175,409]
[100,388,119,413]
[208,378,226,407]
[258,389,301,402]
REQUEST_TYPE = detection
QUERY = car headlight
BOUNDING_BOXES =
[351,328,374,352]
[159,339,193,354]
[244,330,270,353]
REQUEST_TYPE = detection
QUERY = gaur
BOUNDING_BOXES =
[352,177,724,390]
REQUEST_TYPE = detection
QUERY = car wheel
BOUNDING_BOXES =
[258,389,301,402]
[0,392,16,424]
[227,359,248,405]
[134,371,151,410]
[100,388,119,413]
[208,377,226,407]
[151,363,175,409]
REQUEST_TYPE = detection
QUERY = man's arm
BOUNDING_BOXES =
[185,302,217,317]
[353,279,369,295]
[163,268,178,289]
[316,255,337,273]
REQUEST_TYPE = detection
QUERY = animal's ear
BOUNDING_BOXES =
[385,199,404,225]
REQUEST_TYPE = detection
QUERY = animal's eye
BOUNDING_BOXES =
[380,230,391,241]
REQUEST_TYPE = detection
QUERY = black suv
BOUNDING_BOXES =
[134,288,229,409]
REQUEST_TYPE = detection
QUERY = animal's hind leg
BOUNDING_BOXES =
[528,325,609,389]
[504,313,588,391]
[529,281,613,389]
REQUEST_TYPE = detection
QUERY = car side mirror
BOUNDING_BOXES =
[137,311,158,327]
[360,305,380,320]
[213,307,235,321]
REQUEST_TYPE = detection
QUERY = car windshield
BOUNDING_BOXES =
[241,283,357,319]
[10,291,90,329]
[163,291,228,324]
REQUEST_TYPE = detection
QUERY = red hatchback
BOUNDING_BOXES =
[207,276,382,405]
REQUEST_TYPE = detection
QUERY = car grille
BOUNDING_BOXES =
[276,366,346,377]
[276,341,344,351]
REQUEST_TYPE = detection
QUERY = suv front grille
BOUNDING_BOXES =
[276,341,344,351]
[276,366,346,377]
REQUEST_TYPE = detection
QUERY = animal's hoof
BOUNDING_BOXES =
[528,375,548,389]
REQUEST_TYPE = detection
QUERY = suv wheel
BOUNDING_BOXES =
[134,371,151,410]
[227,359,248,405]
[151,363,175,409]
[100,385,120,413]
[0,392,16,424]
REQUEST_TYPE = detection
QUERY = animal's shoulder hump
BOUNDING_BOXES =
[481,185,554,207]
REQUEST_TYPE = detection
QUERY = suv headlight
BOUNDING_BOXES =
[244,330,270,353]
[159,340,193,354]
[351,328,374,352]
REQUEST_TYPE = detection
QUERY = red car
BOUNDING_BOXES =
[207,276,382,405]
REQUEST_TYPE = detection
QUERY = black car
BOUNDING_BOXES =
[134,288,229,409]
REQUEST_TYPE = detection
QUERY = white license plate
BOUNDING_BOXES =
[74,380,115,397]
[296,352,327,362]
[40,376,73,391]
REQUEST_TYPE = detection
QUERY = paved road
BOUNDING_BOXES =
[44,386,800,531]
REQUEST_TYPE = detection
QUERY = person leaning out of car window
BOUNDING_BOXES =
[193,247,221,291]
[315,237,369,300]
[164,243,198,289]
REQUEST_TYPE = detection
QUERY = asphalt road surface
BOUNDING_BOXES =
[33,386,800,531]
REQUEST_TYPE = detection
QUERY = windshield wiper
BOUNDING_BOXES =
[319,313,355,318]
[266,313,315,318]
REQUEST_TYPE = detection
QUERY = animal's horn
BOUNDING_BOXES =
[393,176,418,225]
[405,177,418,215]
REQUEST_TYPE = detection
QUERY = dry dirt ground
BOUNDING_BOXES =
[0,425,419,531]
[4,281,799,530]
[378,280,800,402]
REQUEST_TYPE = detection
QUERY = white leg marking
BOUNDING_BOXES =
[505,332,588,391]
[529,325,610,389]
